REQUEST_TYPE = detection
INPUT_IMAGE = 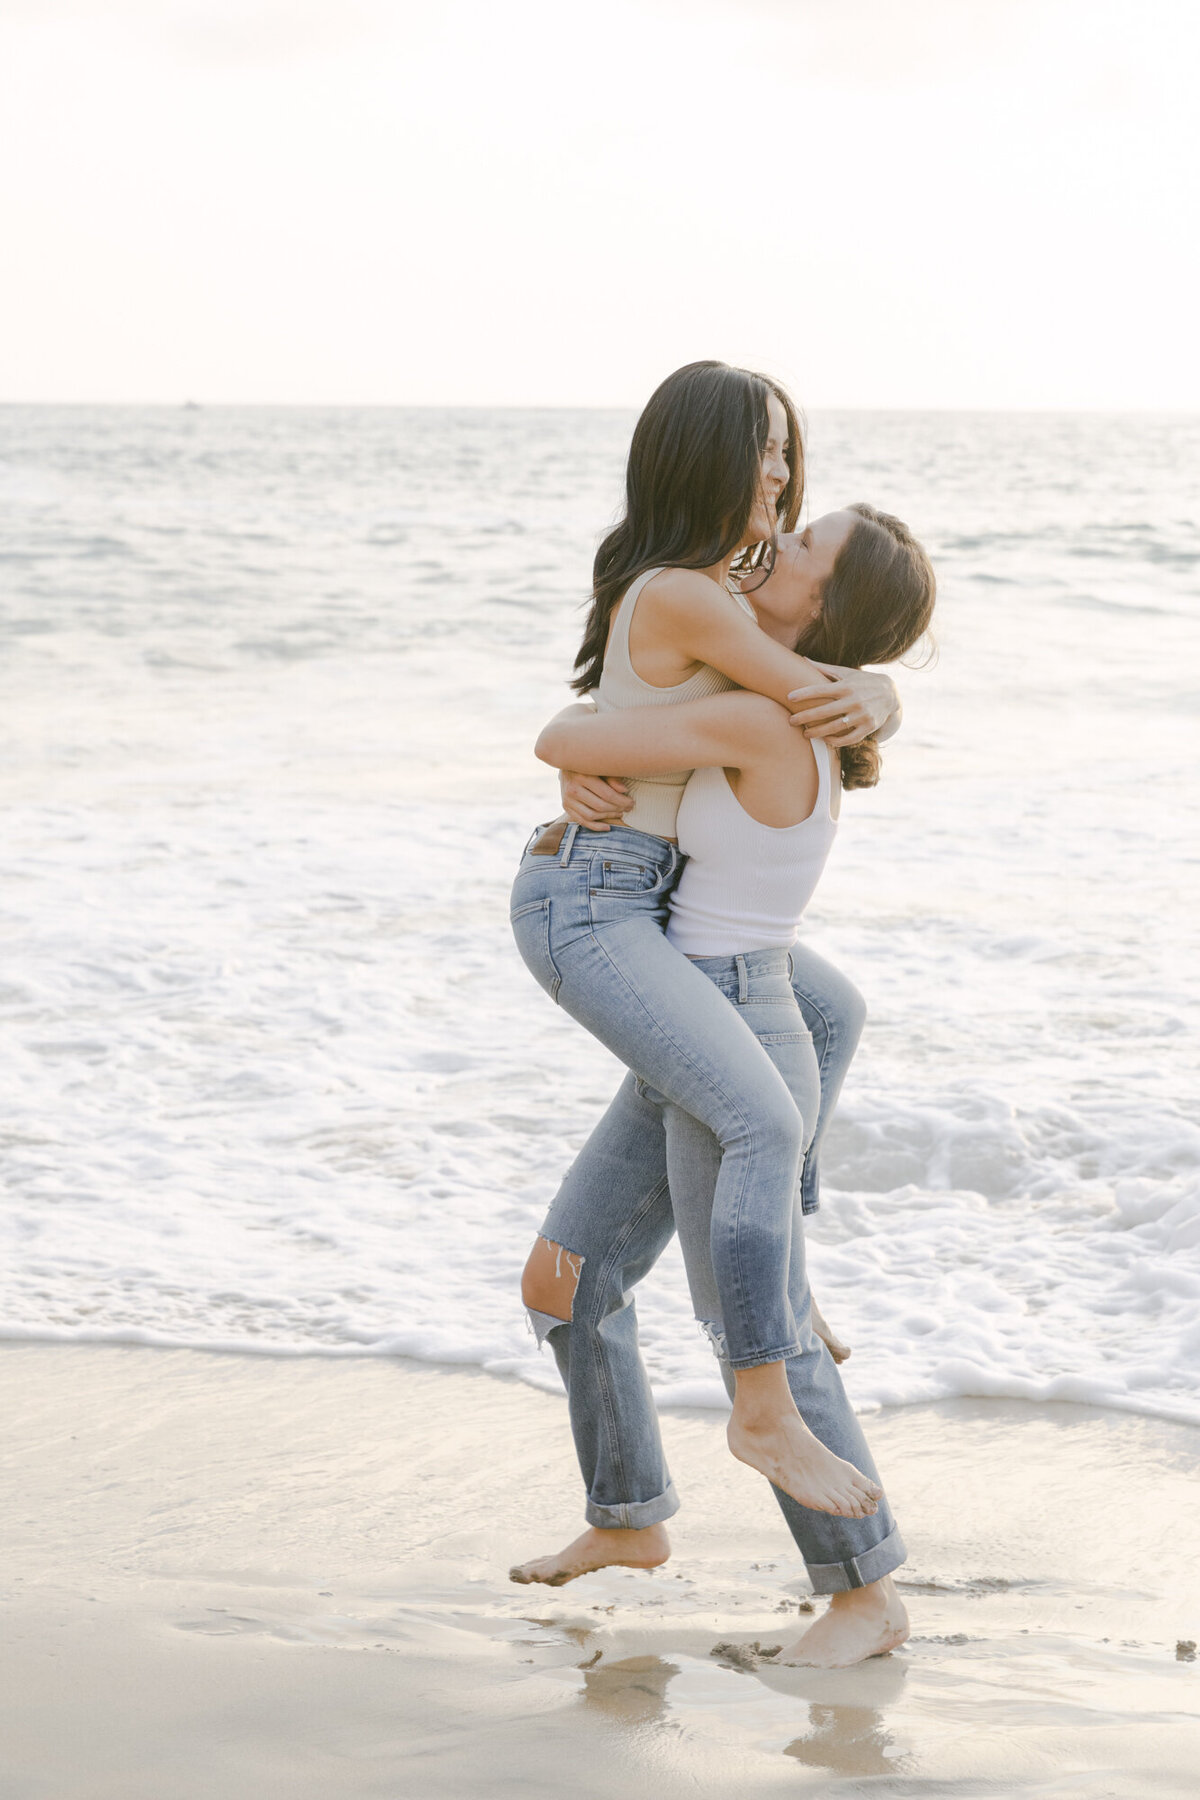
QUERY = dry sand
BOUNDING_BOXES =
[1,1343,1198,1798]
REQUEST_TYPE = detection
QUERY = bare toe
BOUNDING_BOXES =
[509,1553,576,1586]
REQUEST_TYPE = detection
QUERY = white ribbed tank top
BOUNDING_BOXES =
[594,567,757,840]
[666,738,839,956]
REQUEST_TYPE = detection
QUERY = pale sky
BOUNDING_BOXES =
[1,0,1197,408]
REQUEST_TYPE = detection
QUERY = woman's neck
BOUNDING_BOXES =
[752,608,797,647]
[698,553,737,588]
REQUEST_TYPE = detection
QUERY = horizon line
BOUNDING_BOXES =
[3,399,1199,417]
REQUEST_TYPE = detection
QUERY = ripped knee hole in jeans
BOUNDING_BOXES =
[522,1234,585,1348]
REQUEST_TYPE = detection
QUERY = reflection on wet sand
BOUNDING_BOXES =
[784,1700,898,1776]
[580,1654,680,1725]
[769,1655,908,1775]
[577,1642,910,1779]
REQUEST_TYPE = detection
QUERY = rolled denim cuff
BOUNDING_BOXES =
[725,1337,806,1372]
[804,1522,907,1595]
[584,1478,680,1530]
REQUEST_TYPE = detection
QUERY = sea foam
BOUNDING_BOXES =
[1,404,1197,1426]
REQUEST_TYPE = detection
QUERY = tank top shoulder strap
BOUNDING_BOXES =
[609,566,666,659]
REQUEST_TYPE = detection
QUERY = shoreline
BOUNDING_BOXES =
[2,1342,1198,1797]
[2,1324,1197,1434]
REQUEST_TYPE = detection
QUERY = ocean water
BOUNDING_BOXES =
[2,404,1198,1425]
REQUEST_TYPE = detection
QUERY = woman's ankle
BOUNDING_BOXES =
[732,1358,796,1424]
[592,1522,667,1542]
[829,1575,893,1611]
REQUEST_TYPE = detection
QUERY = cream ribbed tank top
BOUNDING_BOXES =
[665,738,839,956]
[594,566,757,840]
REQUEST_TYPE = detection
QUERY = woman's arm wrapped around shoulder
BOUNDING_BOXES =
[644,571,899,746]
[536,692,789,779]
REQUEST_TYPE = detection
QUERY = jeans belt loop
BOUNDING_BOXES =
[736,953,749,1004]
[558,822,580,866]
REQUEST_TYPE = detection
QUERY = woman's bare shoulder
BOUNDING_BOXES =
[640,566,741,619]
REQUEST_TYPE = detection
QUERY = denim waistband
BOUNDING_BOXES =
[524,821,680,869]
[685,946,794,976]
[684,946,795,1002]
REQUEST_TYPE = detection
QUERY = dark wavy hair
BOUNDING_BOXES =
[796,503,936,791]
[572,361,804,695]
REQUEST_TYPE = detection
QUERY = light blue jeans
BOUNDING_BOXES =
[511,823,814,1368]
[521,930,906,1592]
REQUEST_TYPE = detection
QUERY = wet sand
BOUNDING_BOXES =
[1,1343,1198,1798]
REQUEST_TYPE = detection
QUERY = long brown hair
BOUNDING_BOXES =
[572,361,804,694]
[796,504,936,791]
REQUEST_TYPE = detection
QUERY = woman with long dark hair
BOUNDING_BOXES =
[510,362,901,1517]
[511,503,936,1669]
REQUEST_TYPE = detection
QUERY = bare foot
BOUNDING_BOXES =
[509,1523,671,1588]
[810,1295,851,1363]
[727,1406,881,1519]
[780,1576,909,1668]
